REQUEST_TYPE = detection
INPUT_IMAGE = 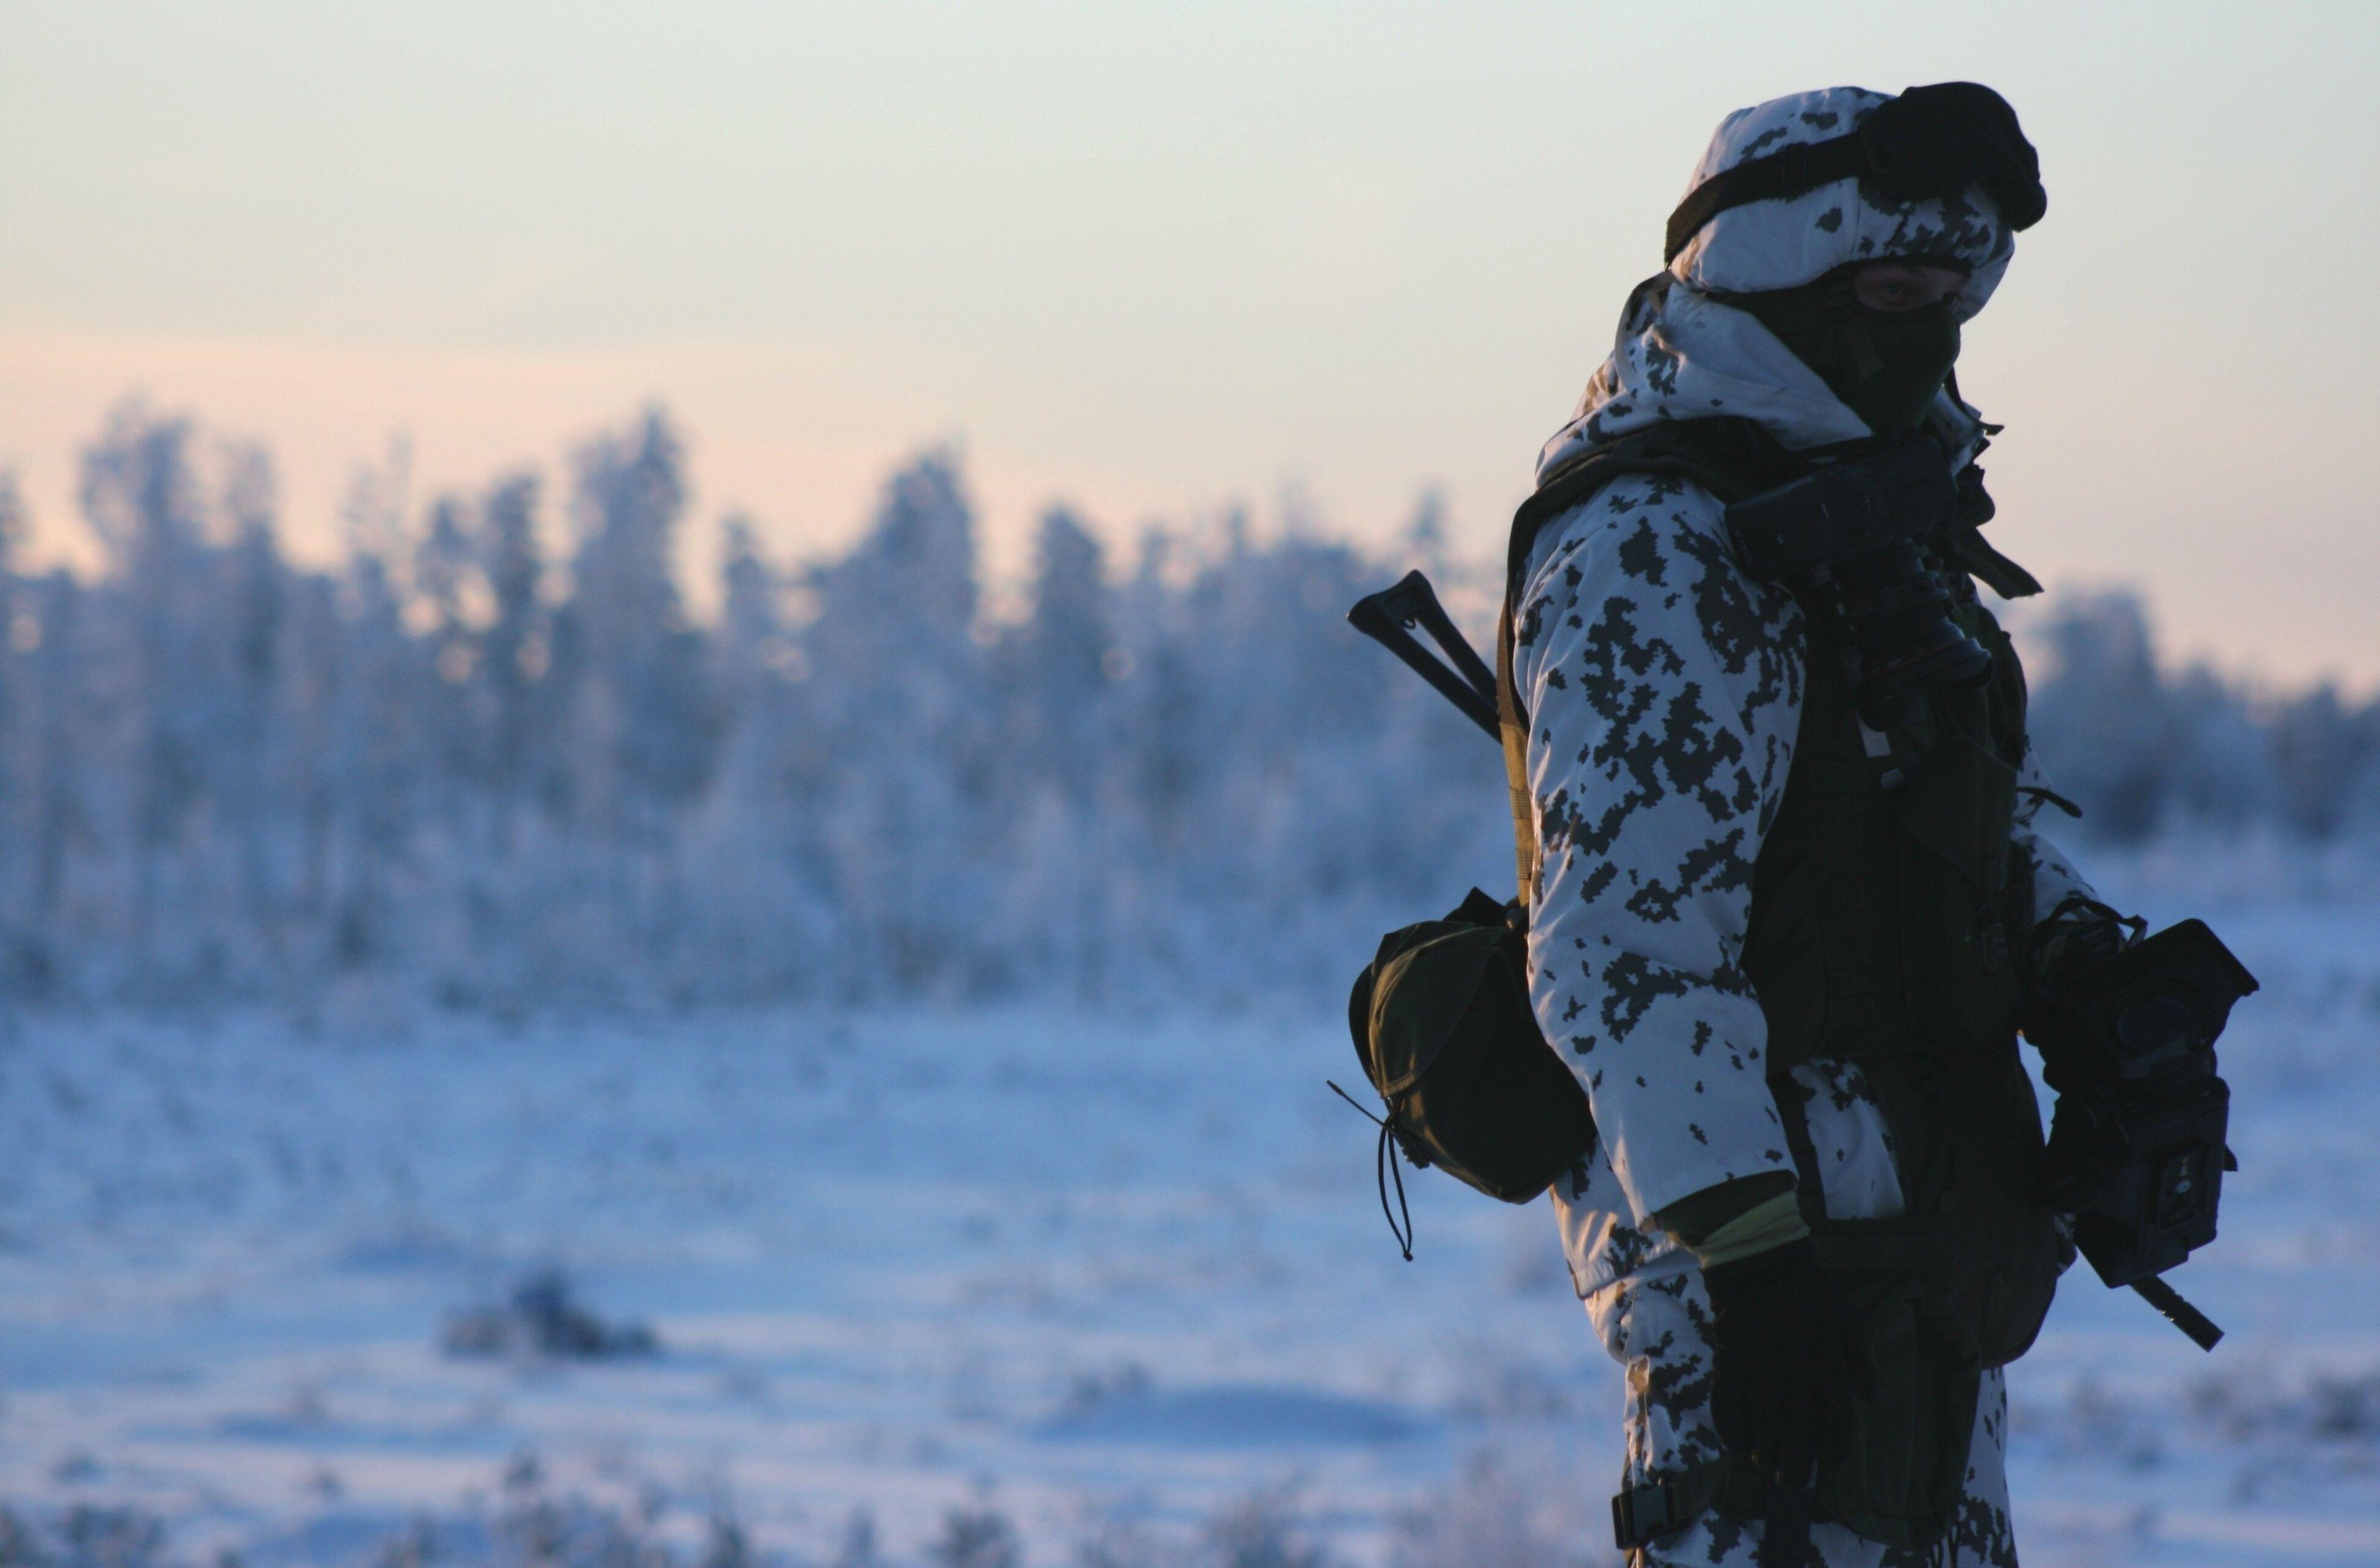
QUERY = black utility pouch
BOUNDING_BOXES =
[1820,1264,1983,1552]
[1611,1235,1983,1558]
[1346,889,1597,1204]
[1775,1076,2027,1553]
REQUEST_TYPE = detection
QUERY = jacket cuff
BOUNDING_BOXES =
[1684,1190,1809,1268]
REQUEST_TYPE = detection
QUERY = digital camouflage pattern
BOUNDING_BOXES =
[1669,87,2019,316]
[1522,453,2088,1567]
[1520,84,2089,1565]
[1541,82,2024,477]
[1518,469,1804,1233]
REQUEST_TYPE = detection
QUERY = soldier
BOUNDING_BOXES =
[1504,84,2109,1566]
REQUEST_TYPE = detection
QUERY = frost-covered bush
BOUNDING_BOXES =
[1386,1452,1611,1568]
[0,402,1501,1011]
[0,1505,168,1568]
[2022,591,2380,844]
[1200,1489,1333,1568]
[441,1270,658,1361]
[926,1509,1019,1568]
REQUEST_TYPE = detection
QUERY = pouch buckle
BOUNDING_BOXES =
[1611,1478,1682,1551]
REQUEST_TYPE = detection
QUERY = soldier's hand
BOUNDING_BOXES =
[2028,1091,2129,1212]
[1701,1237,1853,1487]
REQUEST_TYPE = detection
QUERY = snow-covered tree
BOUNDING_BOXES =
[1,400,2363,1011]
[565,409,710,849]
[477,472,547,857]
[798,448,992,993]
[2025,592,2181,843]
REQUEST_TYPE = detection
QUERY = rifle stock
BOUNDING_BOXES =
[1347,571,1499,741]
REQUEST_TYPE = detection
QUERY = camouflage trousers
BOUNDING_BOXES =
[1558,1060,2021,1567]
[1589,1266,2017,1567]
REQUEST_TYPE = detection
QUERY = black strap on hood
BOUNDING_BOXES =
[1665,82,2046,263]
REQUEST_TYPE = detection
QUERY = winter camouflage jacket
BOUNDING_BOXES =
[1517,87,2099,1301]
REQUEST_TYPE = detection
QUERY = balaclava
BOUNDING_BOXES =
[1721,263,1965,436]
[1670,82,2040,438]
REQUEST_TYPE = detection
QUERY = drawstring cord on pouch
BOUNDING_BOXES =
[1327,1079,1415,1261]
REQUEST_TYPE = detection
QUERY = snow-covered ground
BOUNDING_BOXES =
[4,856,2378,1567]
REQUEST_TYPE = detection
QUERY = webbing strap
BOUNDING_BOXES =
[1611,1460,1780,1552]
[1775,1079,1828,1213]
[1664,82,2048,266]
[1494,594,1538,908]
[1757,1483,1816,1568]
[1666,134,1874,262]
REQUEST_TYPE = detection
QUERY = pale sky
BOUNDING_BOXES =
[2,1,2374,683]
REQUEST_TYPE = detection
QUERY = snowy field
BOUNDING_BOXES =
[4,851,2379,1568]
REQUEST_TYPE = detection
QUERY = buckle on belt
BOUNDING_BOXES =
[1611,1478,1683,1551]
[1614,1461,1776,1551]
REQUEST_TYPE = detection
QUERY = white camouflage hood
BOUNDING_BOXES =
[1539,86,2021,482]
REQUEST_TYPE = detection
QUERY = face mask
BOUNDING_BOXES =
[1727,271,1962,435]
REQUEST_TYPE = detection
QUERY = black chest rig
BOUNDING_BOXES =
[1497,416,2063,1553]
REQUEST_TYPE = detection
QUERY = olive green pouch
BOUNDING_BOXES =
[1346,888,1596,1205]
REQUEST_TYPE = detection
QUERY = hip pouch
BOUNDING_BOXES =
[1810,1218,1984,1550]
[1346,888,1597,1205]
[1611,1248,1983,1560]
[1775,1054,2062,1550]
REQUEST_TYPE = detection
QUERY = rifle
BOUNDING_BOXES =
[1346,571,1499,741]
[1347,569,2231,1351]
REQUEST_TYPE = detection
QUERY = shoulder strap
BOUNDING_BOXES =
[1508,418,1798,592]
[1496,605,1536,903]
[1497,418,1805,905]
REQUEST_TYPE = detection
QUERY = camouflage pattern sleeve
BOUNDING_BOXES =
[2012,748,2104,921]
[1514,472,1805,1227]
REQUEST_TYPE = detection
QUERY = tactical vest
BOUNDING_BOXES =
[1497,416,2063,1553]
